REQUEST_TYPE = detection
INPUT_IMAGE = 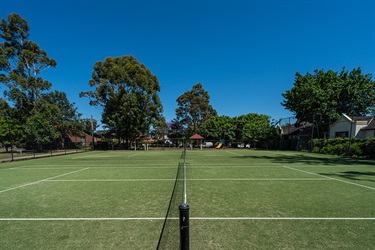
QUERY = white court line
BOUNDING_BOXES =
[225,151,244,157]
[1,217,374,221]
[4,166,176,170]
[44,178,329,182]
[186,178,330,181]
[46,179,176,182]
[127,152,144,158]
[191,217,375,220]
[0,165,30,171]
[0,168,89,194]
[188,165,282,168]
[283,166,375,191]
[71,152,107,159]
[3,168,87,170]
[0,217,167,221]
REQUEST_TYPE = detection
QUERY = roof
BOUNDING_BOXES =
[189,133,204,140]
[341,114,373,123]
[282,124,298,135]
[281,121,313,135]
[361,117,375,131]
[352,116,373,122]
[135,134,154,142]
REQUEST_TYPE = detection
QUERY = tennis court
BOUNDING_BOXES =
[0,150,374,249]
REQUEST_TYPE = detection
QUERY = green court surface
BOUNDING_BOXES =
[0,150,374,249]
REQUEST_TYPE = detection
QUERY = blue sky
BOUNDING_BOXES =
[1,0,374,125]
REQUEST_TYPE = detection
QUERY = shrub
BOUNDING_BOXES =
[310,137,374,158]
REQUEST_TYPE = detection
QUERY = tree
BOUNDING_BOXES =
[0,13,81,146]
[176,83,217,134]
[198,115,236,142]
[80,55,164,148]
[150,116,168,140]
[43,91,82,142]
[0,13,57,120]
[236,113,275,144]
[168,118,186,139]
[281,68,375,137]
[198,113,280,148]
[0,117,22,152]
[0,98,11,117]
[81,118,98,133]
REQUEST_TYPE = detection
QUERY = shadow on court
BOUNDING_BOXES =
[230,152,375,166]
[320,171,375,182]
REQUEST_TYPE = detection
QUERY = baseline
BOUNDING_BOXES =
[1,217,374,221]
[0,217,167,221]
[191,217,375,220]
[46,179,176,182]
[44,178,330,182]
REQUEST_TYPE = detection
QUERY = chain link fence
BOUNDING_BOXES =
[0,139,90,163]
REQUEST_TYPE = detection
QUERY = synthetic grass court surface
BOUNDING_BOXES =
[0,150,374,249]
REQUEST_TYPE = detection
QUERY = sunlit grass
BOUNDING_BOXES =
[0,149,374,249]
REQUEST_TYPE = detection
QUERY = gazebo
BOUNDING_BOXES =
[135,135,154,150]
[189,133,204,150]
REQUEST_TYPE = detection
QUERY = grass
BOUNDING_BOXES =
[0,149,374,249]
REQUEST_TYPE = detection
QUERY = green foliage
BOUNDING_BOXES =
[312,138,375,158]
[0,117,22,145]
[176,83,217,134]
[168,118,185,138]
[282,68,375,137]
[198,115,236,141]
[199,113,280,145]
[24,109,59,144]
[362,138,375,158]
[0,13,81,145]
[81,118,98,133]
[0,13,57,117]
[80,55,164,145]
[150,116,168,139]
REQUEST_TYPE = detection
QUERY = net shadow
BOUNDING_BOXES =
[156,162,184,249]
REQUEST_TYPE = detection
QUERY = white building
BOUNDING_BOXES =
[329,114,375,139]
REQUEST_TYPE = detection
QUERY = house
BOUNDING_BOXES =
[67,131,101,147]
[280,121,313,150]
[329,114,375,139]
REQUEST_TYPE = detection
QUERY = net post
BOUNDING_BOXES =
[179,203,190,250]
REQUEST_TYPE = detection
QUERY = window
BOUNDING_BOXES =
[335,131,349,138]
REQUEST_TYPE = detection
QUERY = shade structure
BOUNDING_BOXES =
[135,134,154,143]
[189,133,204,140]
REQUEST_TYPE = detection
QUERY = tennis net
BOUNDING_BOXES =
[156,161,184,249]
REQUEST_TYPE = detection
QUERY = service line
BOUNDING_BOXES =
[0,168,89,194]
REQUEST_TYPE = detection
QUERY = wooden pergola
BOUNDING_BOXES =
[189,133,204,150]
[135,135,154,150]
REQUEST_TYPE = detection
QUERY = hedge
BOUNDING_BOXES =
[312,137,375,158]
